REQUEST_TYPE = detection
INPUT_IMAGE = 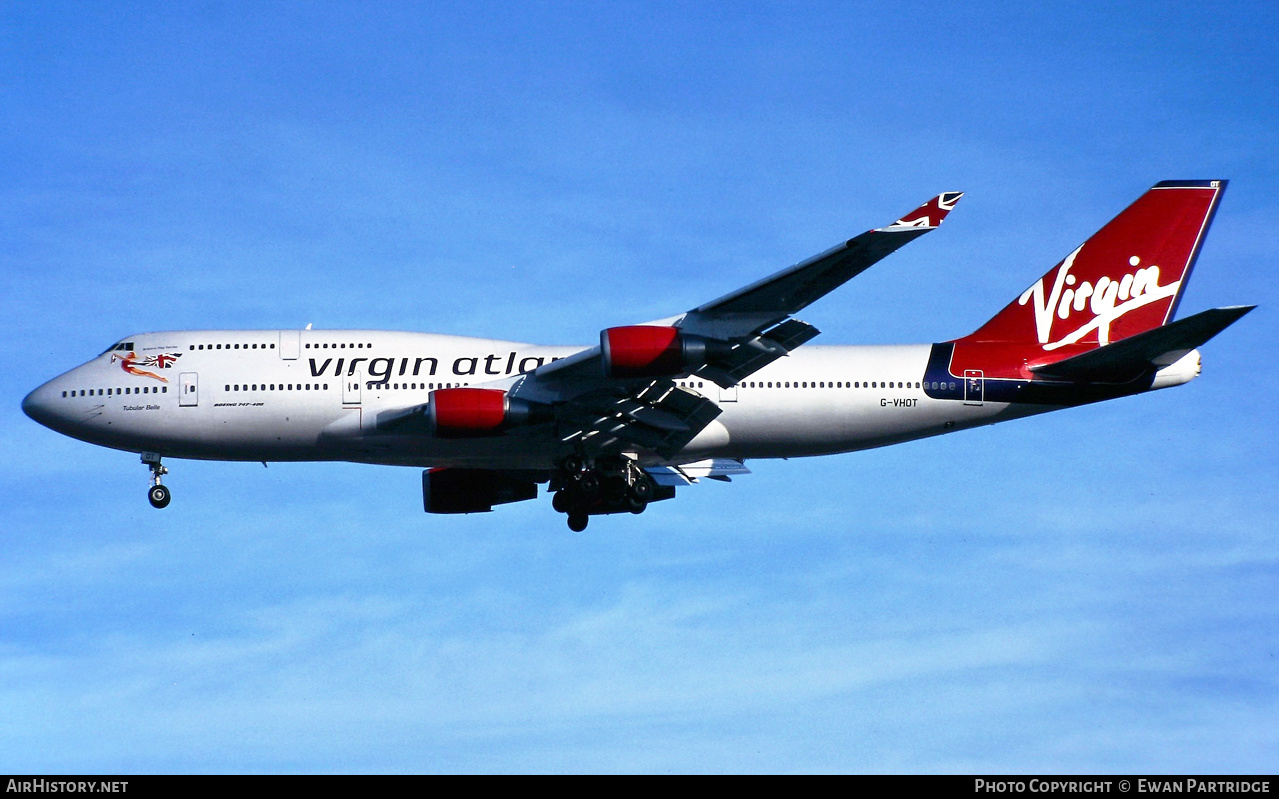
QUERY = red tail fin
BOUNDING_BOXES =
[960,180,1226,351]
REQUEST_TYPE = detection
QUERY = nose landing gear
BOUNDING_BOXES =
[142,452,171,509]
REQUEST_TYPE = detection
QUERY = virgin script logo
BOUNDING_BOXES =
[1017,246,1180,350]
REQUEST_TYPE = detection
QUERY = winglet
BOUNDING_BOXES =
[878,192,964,231]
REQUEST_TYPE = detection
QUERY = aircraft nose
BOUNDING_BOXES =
[22,384,58,428]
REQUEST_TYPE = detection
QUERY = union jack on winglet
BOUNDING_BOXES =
[880,191,964,230]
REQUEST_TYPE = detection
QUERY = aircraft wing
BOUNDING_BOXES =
[534,191,963,388]
[680,191,964,340]
[374,193,963,462]
[372,375,721,460]
[512,191,962,459]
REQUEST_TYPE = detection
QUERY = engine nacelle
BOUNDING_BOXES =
[600,326,729,379]
[428,387,547,438]
[423,468,538,514]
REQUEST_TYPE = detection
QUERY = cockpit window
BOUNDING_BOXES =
[100,342,135,355]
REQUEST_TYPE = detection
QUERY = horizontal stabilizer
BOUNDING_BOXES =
[1030,305,1254,382]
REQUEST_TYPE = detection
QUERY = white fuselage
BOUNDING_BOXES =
[24,329,1049,470]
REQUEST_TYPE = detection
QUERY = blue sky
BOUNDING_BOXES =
[3,1,1277,773]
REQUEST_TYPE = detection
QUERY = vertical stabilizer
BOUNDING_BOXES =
[959,180,1227,351]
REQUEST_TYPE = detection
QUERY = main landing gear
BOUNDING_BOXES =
[142,452,171,509]
[551,455,661,532]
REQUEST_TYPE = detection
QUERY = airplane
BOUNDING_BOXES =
[22,180,1253,532]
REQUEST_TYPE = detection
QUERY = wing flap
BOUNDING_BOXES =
[695,318,821,387]
[557,380,722,459]
[646,458,752,486]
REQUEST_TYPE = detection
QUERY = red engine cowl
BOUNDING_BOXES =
[602,326,721,379]
[428,388,548,438]
[429,388,509,438]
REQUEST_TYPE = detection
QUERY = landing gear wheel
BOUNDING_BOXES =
[148,484,171,509]
[567,513,589,533]
[142,453,170,509]
[552,490,572,514]
[629,478,653,503]
[574,471,600,496]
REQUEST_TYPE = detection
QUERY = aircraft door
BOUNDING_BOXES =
[963,369,984,406]
[279,330,300,360]
[343,369,362,405]
[719,384,738,402]
[179,372,198,407]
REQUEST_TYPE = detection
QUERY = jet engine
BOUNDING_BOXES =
[423,468,538,513]
[600,326,731,379]
[428,387,549,438]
